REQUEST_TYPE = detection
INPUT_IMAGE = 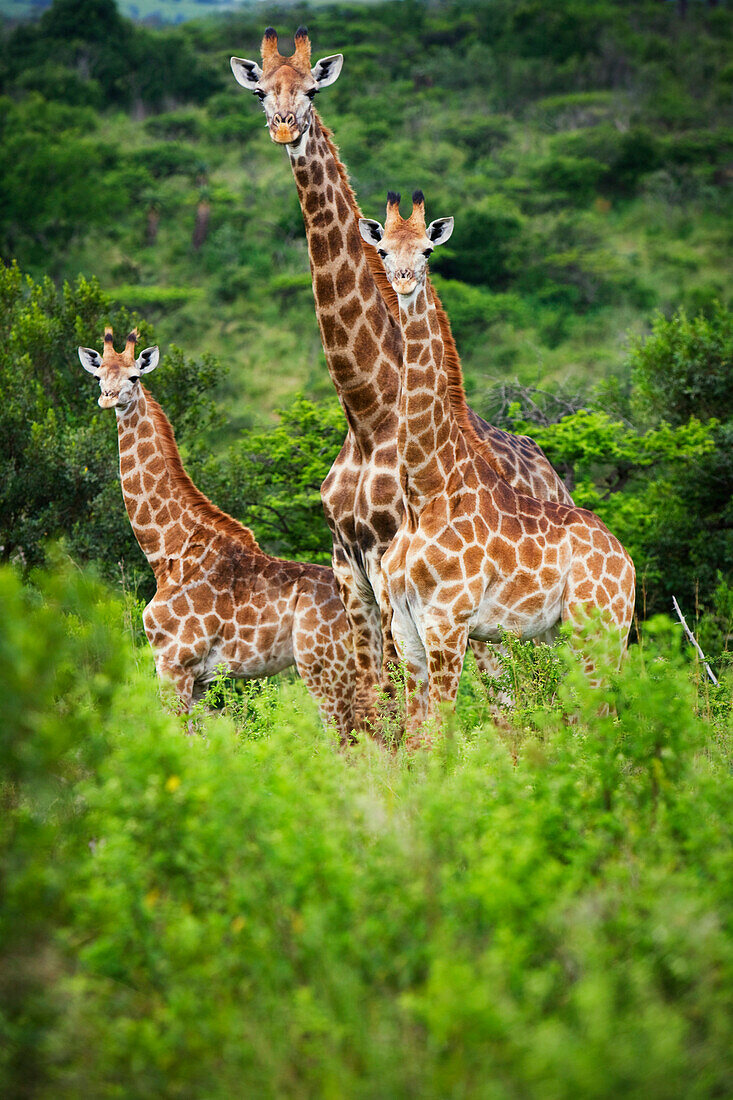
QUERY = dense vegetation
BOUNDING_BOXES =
[2,562,732,1097]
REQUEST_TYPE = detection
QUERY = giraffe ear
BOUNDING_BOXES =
[311,54,343,89]
[427,217,454,247]
[231,56,263,89]
[136,346,160,374]
[358,218,384,246]
[78,347,102,375]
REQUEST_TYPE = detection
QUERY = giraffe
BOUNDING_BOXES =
[358,193,636,740]
[230,27,573,725]
[77,329,356,740]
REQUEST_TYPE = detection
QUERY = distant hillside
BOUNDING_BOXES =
[0,0,243,26]
[1,0,730,420]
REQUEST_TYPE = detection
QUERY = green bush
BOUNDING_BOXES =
[432,197,526,289]
[1,561,731,1097]
[130,142,201,180]
[631,302,733,426]
[532,154,606,206]
[553,125,665,197]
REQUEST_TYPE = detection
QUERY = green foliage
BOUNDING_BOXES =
[1,560,732,1097]
[0,563,130,1092]
[0,0,220,110]
[0,96,129,264]
[433,196,526,289]
[532,154,606,207]
[1,0,730,401]
[631,301,733,426]
[196,396,347,563]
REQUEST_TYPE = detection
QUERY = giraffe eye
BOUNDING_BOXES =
[305,88,317,99]
[129,375,140,383]
[254,88,266,100]
[423,248,433,257]
[377,249,387,259]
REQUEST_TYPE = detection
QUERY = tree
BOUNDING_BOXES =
[631,302,733,427]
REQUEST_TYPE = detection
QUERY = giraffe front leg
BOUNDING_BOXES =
[377,586,401,722]
[390,612,429,747]
[331,547,382,730]
[154,657,196,728]
[469,639,514,712]
[144,604,199,728]
[424,620,471,732]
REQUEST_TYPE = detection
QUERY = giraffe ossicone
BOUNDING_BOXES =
[360,192,636,741]
[77,329,357,740]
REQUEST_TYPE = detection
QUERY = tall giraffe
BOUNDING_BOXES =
[77,329,356,740]
[231,27,573,724]
[358,193,635,739]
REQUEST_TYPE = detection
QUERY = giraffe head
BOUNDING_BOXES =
[77,328,159,409]
[230,26,343,146]
[358,191,454,297]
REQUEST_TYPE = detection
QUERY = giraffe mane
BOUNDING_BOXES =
[315,112,514,484]
[143,388,263,553]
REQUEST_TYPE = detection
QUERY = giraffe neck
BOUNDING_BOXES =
[287,112,401,444]
[115,386,261,579]
[397,284,468,508]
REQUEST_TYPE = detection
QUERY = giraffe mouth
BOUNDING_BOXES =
[393,276,418,295]
[271,121,301,144]
[98,394,120,409]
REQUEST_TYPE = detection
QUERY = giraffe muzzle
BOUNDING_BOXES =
[98,393,119,409]
[271,113,300,144]
[393,272,418,295]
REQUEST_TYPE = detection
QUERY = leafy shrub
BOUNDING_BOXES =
[531,91,621,132]
[443,114,511,162]
[0,0,220,110]
[532,154,606,206]
[130,142,200,180]
[144,110,203,141]
[0,563,130,1093]
[0,96,128,264]
[553,125,665,196]
[2,561,731,1098]
[429,276,525,355]
[432,197,526,289]
[631,301,733,426]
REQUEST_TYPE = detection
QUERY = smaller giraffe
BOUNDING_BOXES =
[77,329,356,740]
[359,194,636,740]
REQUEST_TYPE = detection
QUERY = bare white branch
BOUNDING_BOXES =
[671,596,718,685]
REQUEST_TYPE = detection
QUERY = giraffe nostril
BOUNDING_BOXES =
[285,113,295,127]
[273,113,283,126]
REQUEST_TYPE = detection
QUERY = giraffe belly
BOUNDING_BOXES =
[199,616,296,684]
[472,587,564,643]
